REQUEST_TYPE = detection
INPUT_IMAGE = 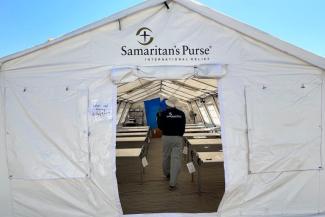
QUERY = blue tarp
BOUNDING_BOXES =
[144,98,167,129]
[160,99,167,112]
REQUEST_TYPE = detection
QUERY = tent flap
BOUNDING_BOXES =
[5,86,90,179]
[245,84,322,173]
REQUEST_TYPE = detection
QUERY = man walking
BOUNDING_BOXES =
[157,97,186,191]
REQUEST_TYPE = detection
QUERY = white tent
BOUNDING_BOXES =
[1,0,325,216]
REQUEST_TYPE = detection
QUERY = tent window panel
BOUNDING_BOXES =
[206,104,220,126]
[117,102,126,124]
[245,84,322,173]
[198,106,211,124]
[5,87,89,180]
[120,103,131,125]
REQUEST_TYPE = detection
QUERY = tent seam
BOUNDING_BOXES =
[0,75,16,217]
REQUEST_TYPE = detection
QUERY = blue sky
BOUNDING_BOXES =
[0,0,324,58]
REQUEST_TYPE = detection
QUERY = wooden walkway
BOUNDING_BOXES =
[116,138,225,214]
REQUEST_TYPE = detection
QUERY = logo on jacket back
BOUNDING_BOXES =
[167,112,182,119]
[136,27,154,45]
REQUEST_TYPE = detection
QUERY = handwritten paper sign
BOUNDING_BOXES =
[90,101,112,121]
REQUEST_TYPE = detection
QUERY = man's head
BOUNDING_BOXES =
[165,96,178,108]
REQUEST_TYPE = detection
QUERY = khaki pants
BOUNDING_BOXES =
[162,135,183,187]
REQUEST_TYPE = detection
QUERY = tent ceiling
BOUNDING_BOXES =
[117,78,217,103]
[159,92,190,105]
[118,79,153,94]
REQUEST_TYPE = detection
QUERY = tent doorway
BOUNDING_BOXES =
[113,65,225,214]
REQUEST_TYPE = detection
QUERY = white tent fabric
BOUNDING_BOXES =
[0,0,325,217]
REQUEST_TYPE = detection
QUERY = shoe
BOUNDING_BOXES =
[169,185,176,191]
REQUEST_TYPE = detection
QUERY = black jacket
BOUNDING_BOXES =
[157,107,186,136]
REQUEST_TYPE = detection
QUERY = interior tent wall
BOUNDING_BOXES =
[0,0,324,217]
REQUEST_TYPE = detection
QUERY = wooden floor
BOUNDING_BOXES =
[116,138,225,214]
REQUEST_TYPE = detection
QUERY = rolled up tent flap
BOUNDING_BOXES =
[110,66,138,84]
[110,64,226,83]
[195,64,227,78]
[138,65,194,80]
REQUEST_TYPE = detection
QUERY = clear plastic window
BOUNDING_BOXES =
[206,104,220,126]
[199,106,211,124]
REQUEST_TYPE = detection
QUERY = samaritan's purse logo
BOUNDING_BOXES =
[136,27,154,46]
[121,27,212,63]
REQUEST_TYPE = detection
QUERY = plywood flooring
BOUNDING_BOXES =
[116,138,225,214]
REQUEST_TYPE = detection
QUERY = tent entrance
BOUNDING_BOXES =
[113,64,226,214]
